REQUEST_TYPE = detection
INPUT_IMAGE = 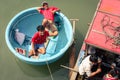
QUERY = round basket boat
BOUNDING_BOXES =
[5,7,73,65]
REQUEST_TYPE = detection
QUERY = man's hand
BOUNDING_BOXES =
[89,68,101,77]
[52,9,61,14]
[96,68,102,73]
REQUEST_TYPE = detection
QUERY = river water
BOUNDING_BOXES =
[0,0,99,80]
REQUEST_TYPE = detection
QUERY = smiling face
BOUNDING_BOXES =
[39,31,44,35]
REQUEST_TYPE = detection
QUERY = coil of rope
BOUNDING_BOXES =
[100,15,120,47]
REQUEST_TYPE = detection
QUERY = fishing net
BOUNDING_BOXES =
[100,15,120,47]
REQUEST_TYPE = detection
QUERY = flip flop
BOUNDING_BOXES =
[19,48,23,54]
[19,48,26,55]
[15,48,19,53]
[15,48,26,56]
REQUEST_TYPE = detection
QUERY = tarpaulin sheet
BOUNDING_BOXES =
[85,0,120,54]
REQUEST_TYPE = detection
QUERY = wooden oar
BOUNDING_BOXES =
[60,65,78,72]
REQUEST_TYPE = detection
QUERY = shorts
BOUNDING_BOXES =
[45,20,58,32]
[34,44,44,50]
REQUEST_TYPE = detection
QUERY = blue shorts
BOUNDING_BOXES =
[34,44,44,50]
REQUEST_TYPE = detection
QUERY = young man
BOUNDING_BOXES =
[37,1,60,36]
[28,25,56,58]
[79,54,102,79]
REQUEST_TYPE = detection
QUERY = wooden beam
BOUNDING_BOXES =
[70,19,79,37]
[69,43,76,77]
[92,29,105,35]
[69,19,79,78]
[98,10,120,17]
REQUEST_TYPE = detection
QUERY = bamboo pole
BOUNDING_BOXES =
[70,19,79,38]
[69,19,79,78]
[92,29,105,35]
[98,10,120,17]
[60,65,78,72]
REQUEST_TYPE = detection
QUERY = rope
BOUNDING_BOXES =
[44,15,63,80]
[45,58,54,80]
[100,15,120,47]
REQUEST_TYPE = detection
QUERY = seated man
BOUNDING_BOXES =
[28,25,56,58]
[37,1,60,36]
[79,54,102,79]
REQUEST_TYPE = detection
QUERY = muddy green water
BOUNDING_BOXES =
[0,0,99,80]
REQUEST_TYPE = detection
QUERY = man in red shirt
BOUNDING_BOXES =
[37,1,60,36]
[28,25,56,58]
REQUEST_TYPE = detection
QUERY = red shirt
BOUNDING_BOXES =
[39,6,59,21]
[103,75,118,80]
[32,31,49,44]
[103,77,118,80]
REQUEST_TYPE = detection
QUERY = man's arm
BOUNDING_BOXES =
[86,62,102,77]
[49,31,58,36]
[52,9,60,14]
[51,7,61,14]
[37,7,43,12]
[37,7,40,12]
[89,57,102,77]
[89,68,101,77]
[31,42,36,55]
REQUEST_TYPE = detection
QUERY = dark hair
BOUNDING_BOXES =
[37,25,45,31]
[42,2,48,6]
[89,54,98,63]
[109,69,118,77]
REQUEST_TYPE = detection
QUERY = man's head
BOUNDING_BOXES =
[41,1,49,9]
[89,54,98,64]
[108,69,118,77]
[37,25,45,31]
[37,25,45,35]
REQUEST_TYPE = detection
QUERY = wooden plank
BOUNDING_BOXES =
[69,19,79,78]
[69,42,76,77]
[70,43,86,80]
